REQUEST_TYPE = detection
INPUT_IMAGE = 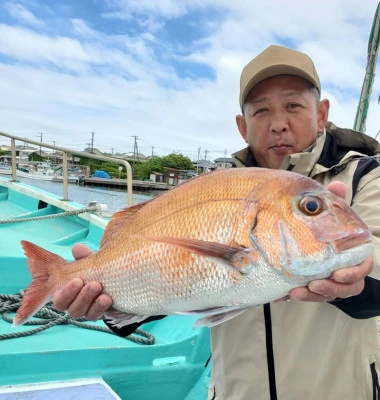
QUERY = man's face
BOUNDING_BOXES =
[236,75,329,169]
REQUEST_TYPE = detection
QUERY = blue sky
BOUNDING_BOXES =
[0,0,379,159]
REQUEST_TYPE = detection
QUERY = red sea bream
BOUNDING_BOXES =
[14,168,373,328]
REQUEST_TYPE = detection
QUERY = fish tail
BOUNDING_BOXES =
[13,240,66,326]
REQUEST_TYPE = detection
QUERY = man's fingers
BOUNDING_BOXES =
[332,256,373,284]
[53,278,84,311]
[326,181,346,199]
[308,278,365,299]
[72,243,92,260]
[53,280,113,320]
[288,256,373,303]
[85,294,113,321]
[288,287,335,302]
[65,281,104,318]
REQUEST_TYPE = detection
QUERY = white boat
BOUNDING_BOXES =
[0,161,11,175]
[0,161,78,182]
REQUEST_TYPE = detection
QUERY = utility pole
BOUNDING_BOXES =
[197,147,201,173]
[38,132,43,156]
[224,149,227,158]
[151,146,154,157]
[90,132,95,153]
[204,149,208,160]
[132,135,139,162]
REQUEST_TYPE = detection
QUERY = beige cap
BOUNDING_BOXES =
[239,45,321,109]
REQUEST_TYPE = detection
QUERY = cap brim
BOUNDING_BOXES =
[240,65,320,108]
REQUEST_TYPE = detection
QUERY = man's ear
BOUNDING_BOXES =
[236,114,248,143]
[317,99,330,132]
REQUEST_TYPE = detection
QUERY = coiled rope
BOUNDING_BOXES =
[0,291,155,345]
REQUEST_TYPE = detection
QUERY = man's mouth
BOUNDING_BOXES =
[270,144,292,153]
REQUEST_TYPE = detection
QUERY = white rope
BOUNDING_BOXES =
[0,206,98,224]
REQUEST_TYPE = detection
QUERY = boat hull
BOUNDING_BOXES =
[0,176,211,399]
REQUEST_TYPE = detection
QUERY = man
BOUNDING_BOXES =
[54,45,380,399]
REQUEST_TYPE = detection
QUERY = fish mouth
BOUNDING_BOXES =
[334,230,373,252]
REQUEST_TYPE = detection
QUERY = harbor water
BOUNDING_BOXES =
[18,177,154,214]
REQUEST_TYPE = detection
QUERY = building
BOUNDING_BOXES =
[1,145,39,164]
[83,147,104,156]
[214,157,234,170]
[192,160,216,173]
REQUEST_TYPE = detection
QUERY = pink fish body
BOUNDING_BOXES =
[15,168,373,328]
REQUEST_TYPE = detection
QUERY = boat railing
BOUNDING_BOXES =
[0,131,133,206]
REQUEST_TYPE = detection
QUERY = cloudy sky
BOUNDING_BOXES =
[0,0,379,160]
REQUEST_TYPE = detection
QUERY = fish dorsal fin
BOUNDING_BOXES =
[100,200,150,247]
[132,235,258,273]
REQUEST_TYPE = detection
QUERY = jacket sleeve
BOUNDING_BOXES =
[330,277,380,319]
[330,165,380,319]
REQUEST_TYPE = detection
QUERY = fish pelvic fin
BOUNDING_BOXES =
[131,235,256,273]
[104,309,151,329]
[192,308,248,328]
[13,240,65,326]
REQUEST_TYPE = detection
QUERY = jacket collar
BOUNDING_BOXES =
[232,122,380,177]
[232,132,326,177]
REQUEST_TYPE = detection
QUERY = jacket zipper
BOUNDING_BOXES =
[264,303,278,400]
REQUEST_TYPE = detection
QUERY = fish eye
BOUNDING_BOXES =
[299,196,324,216]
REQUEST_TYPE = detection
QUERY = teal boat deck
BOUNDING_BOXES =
[0,177,211,399]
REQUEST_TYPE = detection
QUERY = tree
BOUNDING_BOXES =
[133,157,164,180]
[161,153,194,170]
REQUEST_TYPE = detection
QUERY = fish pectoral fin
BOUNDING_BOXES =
[104,309,150,329]
[131,235,255,274]
[193,308,248,328]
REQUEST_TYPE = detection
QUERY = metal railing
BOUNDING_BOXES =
[0,131,133,206]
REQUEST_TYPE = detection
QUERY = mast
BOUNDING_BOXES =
[353,2,380,133]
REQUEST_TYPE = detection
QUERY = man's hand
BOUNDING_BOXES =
[53,243,113,320]
[289,256,373,302]
[278,181,374,303]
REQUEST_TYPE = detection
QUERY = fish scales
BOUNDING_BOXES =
[14,168,374,327]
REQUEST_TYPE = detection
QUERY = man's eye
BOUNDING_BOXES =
[288,103,300,109]
[253,108,267,116]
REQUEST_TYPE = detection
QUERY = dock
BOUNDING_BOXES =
[78,176,171,191]
[52,176,80,184]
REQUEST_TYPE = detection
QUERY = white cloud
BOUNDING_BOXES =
[102,0,189,20]
[0,0,379,159]
[4,2,45,28]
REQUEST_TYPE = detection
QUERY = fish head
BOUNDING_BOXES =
[249,171,373,280]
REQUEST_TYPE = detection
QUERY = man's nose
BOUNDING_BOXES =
[269,113,289,134]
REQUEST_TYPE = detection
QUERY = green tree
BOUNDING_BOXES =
[161,153,194,170]
[133,157,164,180]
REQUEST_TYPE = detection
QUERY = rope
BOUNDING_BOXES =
[0,291,155,345]
[0,206,99,224]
